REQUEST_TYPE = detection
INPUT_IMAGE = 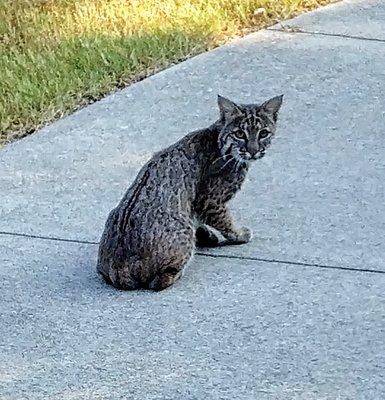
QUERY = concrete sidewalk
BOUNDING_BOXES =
[1,0,384,399]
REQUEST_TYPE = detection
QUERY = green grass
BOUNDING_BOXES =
[0,0,335,144]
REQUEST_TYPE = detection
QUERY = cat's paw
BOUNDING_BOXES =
[224,227,252,245]
[237,227,252,244]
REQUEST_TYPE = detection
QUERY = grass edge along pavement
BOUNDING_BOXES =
[0,0,337,145]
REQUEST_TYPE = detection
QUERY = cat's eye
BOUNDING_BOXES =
[234,130,246,139]
[259,129,270,139]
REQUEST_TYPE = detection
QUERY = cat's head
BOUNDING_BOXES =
[217,94,283,162]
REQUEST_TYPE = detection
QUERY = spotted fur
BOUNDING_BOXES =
[97,94,283,291]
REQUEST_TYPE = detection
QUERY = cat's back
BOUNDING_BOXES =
[121,133,200,209]
[102,129,209,239]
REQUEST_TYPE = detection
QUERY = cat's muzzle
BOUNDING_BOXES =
[251,150,265,160]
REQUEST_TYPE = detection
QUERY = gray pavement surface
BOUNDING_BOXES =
[272,0,385,41]
[1,236,384,400]
[1,0,385,399]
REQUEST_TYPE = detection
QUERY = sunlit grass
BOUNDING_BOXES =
[0,0,335,144]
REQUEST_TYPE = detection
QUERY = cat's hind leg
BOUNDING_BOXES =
[147,235,194,291]
[100,258,142,290]
[148,266,184,291]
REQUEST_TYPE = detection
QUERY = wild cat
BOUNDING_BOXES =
[97,94,283,291]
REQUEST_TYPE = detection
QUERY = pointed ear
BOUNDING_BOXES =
[217,95,242,121]
[261,94,283,121]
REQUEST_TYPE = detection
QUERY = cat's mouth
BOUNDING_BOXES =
[238,150,265,161]
[251,151,265,160]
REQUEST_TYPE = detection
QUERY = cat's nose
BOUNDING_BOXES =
[246,142,260,157]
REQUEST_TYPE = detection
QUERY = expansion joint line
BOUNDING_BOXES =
[1,230,384,275]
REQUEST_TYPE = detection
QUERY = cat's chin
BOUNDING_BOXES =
[234,154,251,165]
[234,151,253,163]
[251,153,265,160]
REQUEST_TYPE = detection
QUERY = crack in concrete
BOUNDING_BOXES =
[197,252,385,275]
[1,230,384,275]
[269,27,385,44]
[0,231,99,245]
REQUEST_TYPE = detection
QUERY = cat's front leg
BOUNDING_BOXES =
[201,204,251,246]
[223,226,251,245]
[196,225,220,247]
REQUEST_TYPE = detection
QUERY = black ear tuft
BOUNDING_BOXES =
[261,94,283,120]
[217,95,242,120]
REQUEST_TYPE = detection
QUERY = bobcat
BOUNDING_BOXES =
[97,94,283,291]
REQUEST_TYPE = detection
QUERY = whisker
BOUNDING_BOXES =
[221,141,233,157]
[236,159,246,173]
[219,157,236,172]
[225,144,234,156]
[212,154,231,166]
[234,160,241,173]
